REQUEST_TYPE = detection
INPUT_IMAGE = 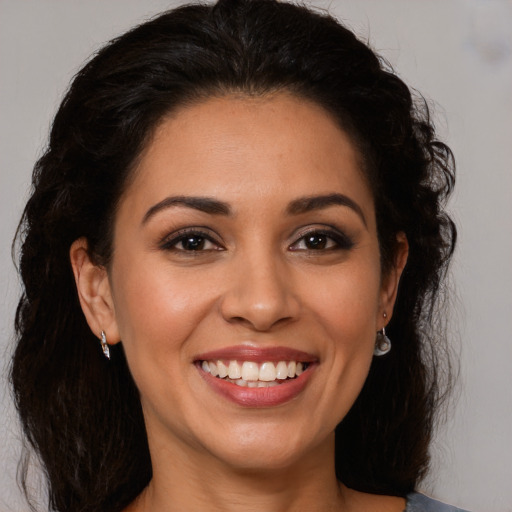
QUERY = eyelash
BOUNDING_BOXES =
[288,228,354,252]
[160,227,354,254]
[160,229,224,252]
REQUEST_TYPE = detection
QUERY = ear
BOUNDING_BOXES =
[69,237,120,345]
[378,232,409,328]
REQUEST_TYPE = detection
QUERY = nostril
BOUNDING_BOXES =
[227,316,252,326]
[226,314,295,332]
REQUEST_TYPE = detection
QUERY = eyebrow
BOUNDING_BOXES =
[142,192,366,227]
[142,196,231,224]
[286,193,367,226]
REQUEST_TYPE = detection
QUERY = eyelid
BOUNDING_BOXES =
[288,225,355,251]
[159,227,225,251]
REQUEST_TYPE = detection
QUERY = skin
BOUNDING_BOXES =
[71,93,408,512]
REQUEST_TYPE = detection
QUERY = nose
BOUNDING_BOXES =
[219,250,300,332]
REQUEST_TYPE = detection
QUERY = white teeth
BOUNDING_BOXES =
[217,360,228,378]
[224,379,280,388]
[259,362,277,381]
[228,360,242,379]
[241,361,259,381]
[259,381,278,387]
[201,359,309,383]
[208,361,219,377]
[276,361,288,380]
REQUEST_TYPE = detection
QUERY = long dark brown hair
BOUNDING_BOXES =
[11,1,456,511]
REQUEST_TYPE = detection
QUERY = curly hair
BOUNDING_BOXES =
[11,1,456,511]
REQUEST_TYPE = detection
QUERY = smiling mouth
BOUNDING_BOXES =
[199,360,310,388]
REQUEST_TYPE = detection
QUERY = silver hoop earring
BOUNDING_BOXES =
[100,330,110,360]
[374,327,391,356]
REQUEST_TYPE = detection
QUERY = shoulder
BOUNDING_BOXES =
[406,493,471,512]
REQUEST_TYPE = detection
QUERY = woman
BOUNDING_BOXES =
[11,0,466,511]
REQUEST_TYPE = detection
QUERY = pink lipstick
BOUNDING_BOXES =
[194,345,317,407]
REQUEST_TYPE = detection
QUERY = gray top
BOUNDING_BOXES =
[406,493,471,512]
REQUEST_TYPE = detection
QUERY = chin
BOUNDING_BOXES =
[215,446,304,474]
[203,422,330,474]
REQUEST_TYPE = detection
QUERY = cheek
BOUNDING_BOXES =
[109,257,216,364]
[306,261,382,342]
[109,264,220,431]
[303,258,381,394]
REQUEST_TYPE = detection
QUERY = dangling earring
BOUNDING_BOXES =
[100,330,110,360]
[374,328,391,356]
[374,312,391,356]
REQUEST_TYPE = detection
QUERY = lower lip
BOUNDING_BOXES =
[197,365,315,407]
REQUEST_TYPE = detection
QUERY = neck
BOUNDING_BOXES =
[128,434,347,512]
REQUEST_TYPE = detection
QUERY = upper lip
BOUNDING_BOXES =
[194,345,318,363]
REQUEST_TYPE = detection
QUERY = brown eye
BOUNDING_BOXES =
[305,234,329,250]
[161,229,223,252]
[180,235,206,251]
[289,229,355,252]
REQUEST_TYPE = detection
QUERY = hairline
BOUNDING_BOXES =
[104,86,379,267]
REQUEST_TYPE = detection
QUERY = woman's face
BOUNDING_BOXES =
[95,93,403,472]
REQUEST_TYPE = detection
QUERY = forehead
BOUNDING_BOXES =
[119,93,375,222]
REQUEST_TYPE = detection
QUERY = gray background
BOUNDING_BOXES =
[1,1,511,511]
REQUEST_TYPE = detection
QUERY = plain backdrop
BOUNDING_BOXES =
[1,1,511,511]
